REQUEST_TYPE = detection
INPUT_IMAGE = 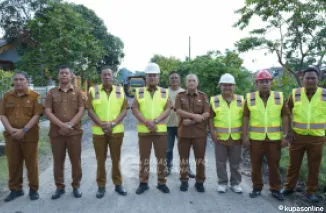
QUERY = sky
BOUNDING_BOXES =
[4,0,281,72]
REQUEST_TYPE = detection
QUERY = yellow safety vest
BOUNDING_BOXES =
[247,91,283,141]
[210,94,244,141]
[136,87,168,133]
[89,85,125,135]
[292,87,326,136]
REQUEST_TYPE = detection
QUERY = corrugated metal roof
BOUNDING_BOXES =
[0,39,8,47]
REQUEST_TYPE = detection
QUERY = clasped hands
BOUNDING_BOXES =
[182,114,205,127]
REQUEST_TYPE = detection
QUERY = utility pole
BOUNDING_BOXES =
[188,36,191,61]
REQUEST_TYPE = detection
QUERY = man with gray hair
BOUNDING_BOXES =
[165,71,195,178]
[175,74,210,192]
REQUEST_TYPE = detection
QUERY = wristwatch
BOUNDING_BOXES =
[283,134,289,140]
[154,119,159,124]
[67,123,73,129]
[23,127,29,133]
[111,122,117,127]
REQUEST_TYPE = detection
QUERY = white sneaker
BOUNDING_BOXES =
[231,185,243,193]
[217,184,227,193]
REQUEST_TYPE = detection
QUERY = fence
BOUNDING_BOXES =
[31,85,56,103]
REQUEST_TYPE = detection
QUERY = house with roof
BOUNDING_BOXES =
[0,39,19,71]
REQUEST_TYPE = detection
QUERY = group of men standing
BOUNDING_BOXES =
[0,63,324,204]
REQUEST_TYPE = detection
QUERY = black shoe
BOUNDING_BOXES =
[29,189,39,201]
[51,189,65,200]
[4,190,24,202]
[157,184,170,193]
[180,182,189,192]
[96,187,105,199]
[249,189,261,198]
[271,190,285,201]
[115,185,127,196]
[135,183,149,195]
[73,188,82,198]
[281,188,294,196]
[195,182,205,192]
[189,169,196,178]
[306,194,319,203]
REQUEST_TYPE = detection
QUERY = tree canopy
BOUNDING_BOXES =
[152,50,254,97]
[234,0,326,86]
[0,0,124,85]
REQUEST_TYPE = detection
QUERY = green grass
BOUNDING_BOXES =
[280,145,326,191]
[0,155,7,184]
[0,114,90,188]
[38,127,51,156]
[0,127,51,187]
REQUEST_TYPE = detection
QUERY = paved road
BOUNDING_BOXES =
[0,111,286,213]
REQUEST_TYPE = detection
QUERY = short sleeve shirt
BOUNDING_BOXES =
[0,89,43,142]
[174,90,209,138]
[44,85,86,137]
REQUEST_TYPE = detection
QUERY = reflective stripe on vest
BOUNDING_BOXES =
[161,88,166,98]
[139,87,145,98]
[94,85,100,99]
[295,88,301,102]
[214,95,241,108]
[91,85,124,135]
[322,89,326,101]
[250,92,281,106]
[250,92,255,106]
[116,86,121,98]
[293,122,326,130]
[250,126,281,133]
[274,92,281,105]
[236,95,242,107]
[292,87,326,136]
[211,94,244,140]
[214,96,219,108]
[215,127,242,134]
[136,87,168,133]
[247,91,283,140]
[94,85,121,99]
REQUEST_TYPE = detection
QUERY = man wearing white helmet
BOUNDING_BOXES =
[208,73,244,194]
[132,62,171,194]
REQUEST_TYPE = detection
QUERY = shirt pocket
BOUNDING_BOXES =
[53,95,62,112]
[194,99,204,114]
[180,98,189,111]
[5,102,15,116]
[71,94,78,110]
[23,102,33,117]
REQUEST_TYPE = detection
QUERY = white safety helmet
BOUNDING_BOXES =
[144,63,160,74]
[219,73,236,85]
